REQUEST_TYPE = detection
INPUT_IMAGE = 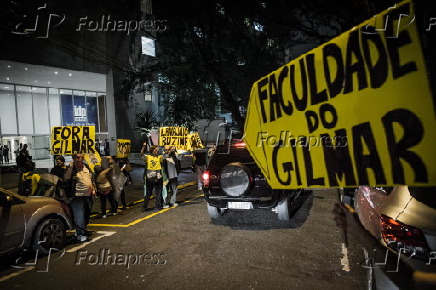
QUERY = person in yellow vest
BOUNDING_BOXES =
[18,161,41,196]
[141,144,164,212]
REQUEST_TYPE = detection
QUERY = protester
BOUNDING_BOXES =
[118,157,133,184]
[192,149,207,190]
[163,146,180,208]
[16,144,30,171]
[141,144,164,212]
[94,165,118,218]
[95,140,101,155]
[104,139,110,156]
[20,144,29,156]
[50,155,68,198]
[18,161,41,196]
[102,156,126,211]
[118,158,132,210]
[207,145,216,165]
[64,154,95,242]
[3,145,9,163]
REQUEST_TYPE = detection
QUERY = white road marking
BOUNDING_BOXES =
[0,266,35,282]
[340,243,351,272]
[67,231,116,253]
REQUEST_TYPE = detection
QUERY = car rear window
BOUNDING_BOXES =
[409,187,436,209]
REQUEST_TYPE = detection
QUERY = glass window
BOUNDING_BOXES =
[86,92,99,130]
[73,92,87,126]
[98,94,107,132]
[0,84,17,134]
[16,86,33,134]
[60,89,73,126]
[49,88,61,128]
[32,87,50,134]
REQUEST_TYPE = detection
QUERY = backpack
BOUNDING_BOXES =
[34,173,58,197]
[65,164,94,198]
[19,172,35,196]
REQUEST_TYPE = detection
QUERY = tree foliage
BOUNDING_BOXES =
[152,0,399,131]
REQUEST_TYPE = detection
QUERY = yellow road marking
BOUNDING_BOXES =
[86,224,130,227]
[88,192,204,228]
[90,181,198,218]
[0,266,35,282]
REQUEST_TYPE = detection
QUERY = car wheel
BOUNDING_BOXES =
[33,219,66,255]
[277,196,290,221]
[207,204,224,220]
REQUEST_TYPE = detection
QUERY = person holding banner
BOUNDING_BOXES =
[94,165,118,218]
[163,146,181,207]
[141,145,164,213]
[64,154,96,242]
[50,155,68,198]
[193,149,207,190]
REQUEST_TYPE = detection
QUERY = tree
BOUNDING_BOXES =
[152,0,400,132]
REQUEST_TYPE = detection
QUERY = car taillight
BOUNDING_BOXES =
[203,171,210,187]
[380,214,430,260]
[234,142,245,148]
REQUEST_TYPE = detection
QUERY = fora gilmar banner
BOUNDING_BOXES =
[51,126,96,155]
[116,139,131,158]
[159,127,188,147]
[243,0,436,189]
[187,133,204,151]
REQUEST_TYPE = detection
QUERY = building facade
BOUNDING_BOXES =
[0,0,158,161]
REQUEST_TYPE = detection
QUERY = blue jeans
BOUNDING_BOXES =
[167,178,178,204]
[71,196,92,236]
[143,179,163,210]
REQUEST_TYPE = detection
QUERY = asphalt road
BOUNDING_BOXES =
[0,167,366,289]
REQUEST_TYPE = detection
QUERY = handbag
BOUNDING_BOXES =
[146,170,162,183]
[124,163,132,172]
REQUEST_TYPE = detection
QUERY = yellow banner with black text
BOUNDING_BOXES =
[51,126,96,155]
[116,139,131,158]
[243,0,436,188]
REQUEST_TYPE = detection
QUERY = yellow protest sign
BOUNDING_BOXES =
[187,133,204,151]
[51,126,96,155]
[83,152,101,172]
[243,0,436,189]
[159,127,188,148]
[116,139,131,158]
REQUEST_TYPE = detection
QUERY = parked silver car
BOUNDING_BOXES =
[354,186,436,289]
[0,187,74,255]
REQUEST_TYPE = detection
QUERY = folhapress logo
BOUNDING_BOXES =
[11,3,65,39]
[74,106,87,122]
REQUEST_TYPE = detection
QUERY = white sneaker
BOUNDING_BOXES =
[102,214,107,219]
[172,203,178,207]
[77,235,88,242]
[163,205,169,209]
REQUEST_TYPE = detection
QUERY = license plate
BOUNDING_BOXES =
[228,202,252,209]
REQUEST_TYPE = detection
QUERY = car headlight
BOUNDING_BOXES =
[220,163,250,197]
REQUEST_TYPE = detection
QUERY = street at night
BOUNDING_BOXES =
[1,168,366,289]
[1,0,436,289]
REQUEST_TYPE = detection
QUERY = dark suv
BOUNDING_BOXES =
[203,141,305,221]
